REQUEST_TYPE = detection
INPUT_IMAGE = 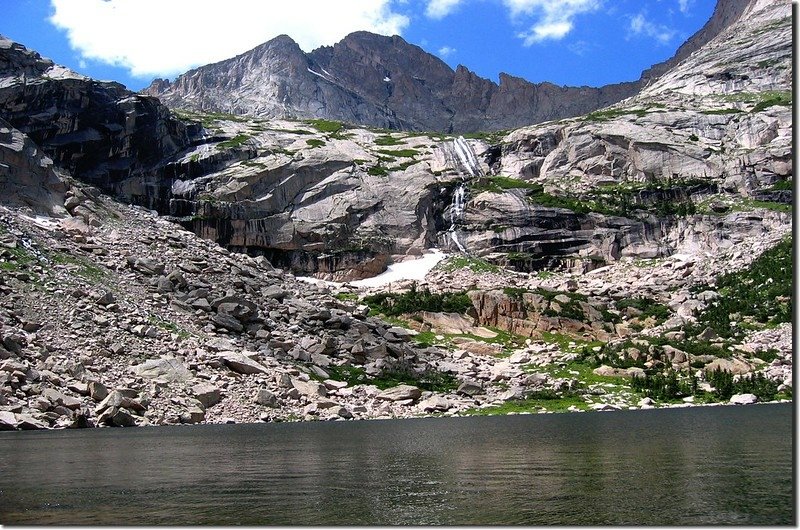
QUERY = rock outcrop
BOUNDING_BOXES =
[0,35,194,190]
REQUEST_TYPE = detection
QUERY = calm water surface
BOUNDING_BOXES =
[0,403,793,525]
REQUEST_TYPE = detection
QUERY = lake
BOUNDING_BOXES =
[0,403,793,525]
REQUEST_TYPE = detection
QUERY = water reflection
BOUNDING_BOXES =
[0,404,792,525]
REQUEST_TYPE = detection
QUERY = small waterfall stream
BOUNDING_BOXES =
[443,136,482,253]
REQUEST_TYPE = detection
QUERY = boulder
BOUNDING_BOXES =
[419,395,451,412]
[457,381,483,396]
[705,358,752,375]
[0,410,17,430]
[95,390,145,414]
[290,379,328,399]
[219,352,269,374]
[376,384,422,402]
[255,388,279,407]
[98,407,137,427]
[132,357,193,382]
[212,312,244,333]
[88,380,109,401]
[192,383,221,408]
[15,414,48,430]
[729,393,758,405]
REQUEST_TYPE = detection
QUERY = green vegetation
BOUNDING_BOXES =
[701,108,743,115]
[50,251,107,283]
[750,90,792,113]
[689,237,792,339]
[148,315,191,340]
[471,176,543,194]
[363,284,473,317]
[464,392,588,415]
[216,134,252,149]
[631,367,780,402]
[303,119,352,139]
[334,292,359,302]
[174,109,249,127]
[367,164,389,177]
[322,363,458,393]
[583,107,648,122]
[461,130,507,144]
[523,179,701,218]
[718,90,792,113]
[767,179,793,191]
[376,148,419,158]
[374,135,404,146]
[305,119,346,134]
[437,256,500,274]
[306,138,326,148]
[614,296,671,325]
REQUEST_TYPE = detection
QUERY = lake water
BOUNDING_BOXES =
[0,403,793,525]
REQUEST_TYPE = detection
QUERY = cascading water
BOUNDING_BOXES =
[442,136,482,253]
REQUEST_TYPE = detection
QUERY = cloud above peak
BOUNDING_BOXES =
[502,0,601,45]
[48,0,409,79]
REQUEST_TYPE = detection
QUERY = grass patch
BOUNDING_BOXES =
[217,134,252,149]
[472,176,543,194]
[583,108,648,122]
[438,256,500,274]
[374,135,404,146]
[376,148,419,158]
[463,393,588,415]
[50,251,107,283]
[306,138,326,148]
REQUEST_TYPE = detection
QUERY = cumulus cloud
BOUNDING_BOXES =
[502,0,601,45]
[48,0,409,79]
[629,12,678,44]
[437,46,457,57]
[425,0,466,19]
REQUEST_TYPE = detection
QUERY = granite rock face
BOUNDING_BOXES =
[0,118,68,216]
[0,35,194,191]
[144,32,638,134]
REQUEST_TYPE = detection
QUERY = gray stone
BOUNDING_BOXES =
[88,380,109,401]
[212,312,244,333]
[0,410,17,430]
[376,384,422,402]
[133,357,193,382]
[255,388,279,407]
[192,383,221,408]
[219,352,269,374]
[729,393,758,405]
[419,395,451,412]
[291,378,328,399]
[456,381,483,396]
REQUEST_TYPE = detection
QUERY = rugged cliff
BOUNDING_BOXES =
[0,36,195,190]
[142,32,635,134]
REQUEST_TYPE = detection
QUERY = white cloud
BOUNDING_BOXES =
[629,12,678,44]
[501,0,601,45]
[677,0,693,14]
[438,46,457,57]
[48,0,409,79]
[425,0,466,19]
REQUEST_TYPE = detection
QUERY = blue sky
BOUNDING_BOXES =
[0,0,715,91]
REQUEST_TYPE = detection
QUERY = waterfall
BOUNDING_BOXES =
[442,136,483,253]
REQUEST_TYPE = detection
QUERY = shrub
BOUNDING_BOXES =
[363,284,473,317]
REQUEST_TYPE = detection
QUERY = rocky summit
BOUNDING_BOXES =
[0,0,792,431]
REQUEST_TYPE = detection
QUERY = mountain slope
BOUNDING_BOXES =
[143,0,752,133]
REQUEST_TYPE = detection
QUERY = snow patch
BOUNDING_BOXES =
[349,249,446,288]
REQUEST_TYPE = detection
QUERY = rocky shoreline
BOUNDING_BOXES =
[0,178,791,431]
